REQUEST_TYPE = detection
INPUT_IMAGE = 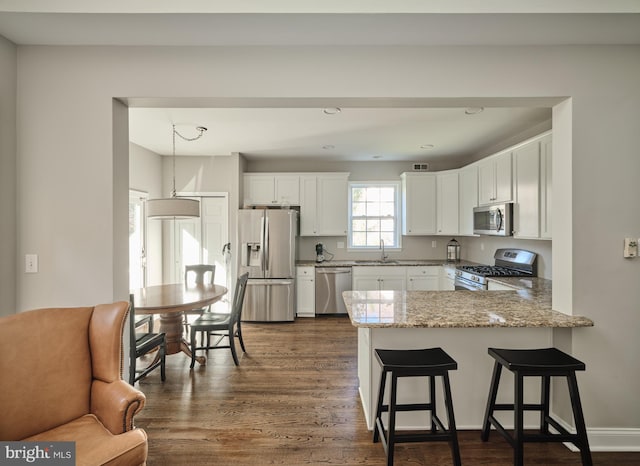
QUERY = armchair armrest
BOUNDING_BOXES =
[91,379,146,435]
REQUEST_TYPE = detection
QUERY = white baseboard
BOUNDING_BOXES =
[554,417,640,452]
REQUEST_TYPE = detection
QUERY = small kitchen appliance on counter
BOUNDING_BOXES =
[315,243,325,263]
[454,248,537,291]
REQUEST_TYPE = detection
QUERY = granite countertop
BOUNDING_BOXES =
[296,259,473,267]
[342,278,594,329]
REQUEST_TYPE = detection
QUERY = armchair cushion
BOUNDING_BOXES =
[0,302,148,465]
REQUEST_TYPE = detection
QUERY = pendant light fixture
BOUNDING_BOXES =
[147,124,207,219]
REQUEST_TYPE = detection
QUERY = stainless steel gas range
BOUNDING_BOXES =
[454,249,537,291]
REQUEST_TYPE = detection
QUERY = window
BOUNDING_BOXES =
[349,182,401,250]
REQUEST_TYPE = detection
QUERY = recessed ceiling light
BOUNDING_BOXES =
[465,107,484,115]
[372,155,382,159]
[322,145,335,150]
[323,107,341,115]
[420,144,435,150]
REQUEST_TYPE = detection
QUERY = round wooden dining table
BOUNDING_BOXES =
[131,283,227,365]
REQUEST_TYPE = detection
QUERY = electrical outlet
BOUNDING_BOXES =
[431,240,437,248]
[623,238,638,258]
[337,241,344,249]
[480,242,485,251]
[25,254,38,273]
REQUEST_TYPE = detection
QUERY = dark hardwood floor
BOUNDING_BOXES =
[134,317,639,465]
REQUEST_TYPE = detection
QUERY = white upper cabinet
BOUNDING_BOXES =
[244,174,300,206]
[300,173,349,236]
[478,151,512,205]
[458,165,478,236]
[401,173,436,235]
[436,171,459,235]
[512,132,552,240]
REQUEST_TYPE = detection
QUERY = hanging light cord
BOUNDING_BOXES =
[171,124,207,197]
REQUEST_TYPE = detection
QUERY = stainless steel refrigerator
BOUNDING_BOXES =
[238,209,297,321]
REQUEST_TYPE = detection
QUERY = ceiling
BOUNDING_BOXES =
[128,106,551,163]
[2,2,638,163]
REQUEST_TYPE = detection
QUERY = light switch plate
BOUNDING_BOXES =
[25,254,38,273]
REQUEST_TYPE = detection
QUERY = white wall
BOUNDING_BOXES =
[11,45,640,440]
[0,36,16,316]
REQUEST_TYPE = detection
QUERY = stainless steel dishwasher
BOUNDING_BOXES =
[315,267,352,315]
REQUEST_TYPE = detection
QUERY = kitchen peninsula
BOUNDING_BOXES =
[342,279,593,431]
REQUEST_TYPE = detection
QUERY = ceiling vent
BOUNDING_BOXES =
[412,163,429,171]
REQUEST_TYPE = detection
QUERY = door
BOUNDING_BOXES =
[238,209,266,278]
[129,190,148,289]
[264,210,296,279]
[173,196,229,287]
[243,279,295,321]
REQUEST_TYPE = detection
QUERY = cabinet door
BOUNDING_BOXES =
[407,275,440,290]
[379,276,406,291]
[296,276,316,317]
[407,266,440,290]
[244,175,275,205]
[317,174,348,236]
[459,165,478,235]
[402,173,436,235]
[299,176,318,236]
[274,175,300,205]
[477,160,495,205]
[513,141,540,238]
[540,135,552,239]
[437,172,459,235]
[494,152,513,203]
[352,276,381,291]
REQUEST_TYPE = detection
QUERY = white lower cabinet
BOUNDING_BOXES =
[406,266,440,291]
[487,280,519,291]
[352,266,407,291]
[295,266,315,317]
[440,266,456,291]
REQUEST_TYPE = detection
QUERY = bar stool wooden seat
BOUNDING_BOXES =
[481,347,592,466]
[373,347,461,466]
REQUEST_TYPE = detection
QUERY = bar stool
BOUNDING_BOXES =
[481,347,592,466]
[373,347,461,466]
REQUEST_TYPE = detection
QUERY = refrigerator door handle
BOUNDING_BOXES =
[259,213,266,273]
[247,279,294,286]
[264,214,270,272]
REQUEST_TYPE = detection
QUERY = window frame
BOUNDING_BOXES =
[347,181,402,252]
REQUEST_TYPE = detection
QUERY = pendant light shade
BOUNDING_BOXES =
[147,197,200,219]
[147,124,207,220]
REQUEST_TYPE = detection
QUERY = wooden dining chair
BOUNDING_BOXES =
[129,294,167,385]
[183,264,216,336]
[189,273,249,368]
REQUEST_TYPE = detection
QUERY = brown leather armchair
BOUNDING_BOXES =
[0,302,148,465]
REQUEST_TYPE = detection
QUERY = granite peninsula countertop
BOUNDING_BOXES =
[342,277,594,329]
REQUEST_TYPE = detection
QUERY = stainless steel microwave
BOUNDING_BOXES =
[473,203,513,236]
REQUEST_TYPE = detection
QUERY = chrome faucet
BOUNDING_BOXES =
[380,239,388,262]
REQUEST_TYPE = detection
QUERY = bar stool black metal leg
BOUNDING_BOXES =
[386,373,399,466]
[429,375,437,433]
[514,373,524,466]
[540,375,551,434]
[373,369,388,444]
[567,373,593,466]
[443,372,462,466]
[481,361,502,441]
